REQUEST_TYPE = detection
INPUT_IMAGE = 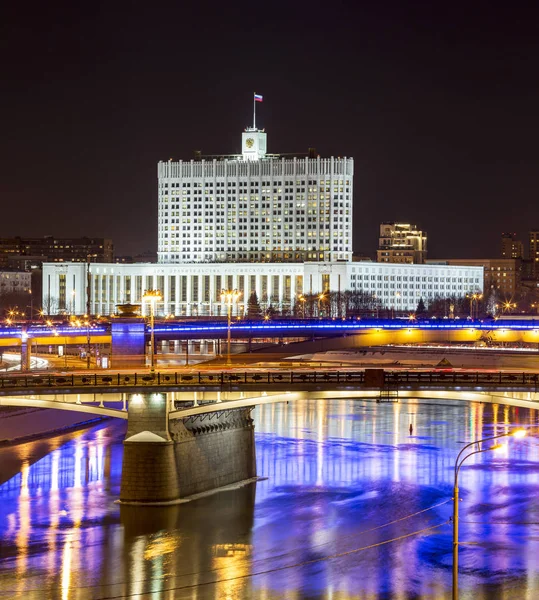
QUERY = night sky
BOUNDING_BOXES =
[2,2,539,258]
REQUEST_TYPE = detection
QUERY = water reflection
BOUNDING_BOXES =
[0,399,537,599]
[120,486,255,599]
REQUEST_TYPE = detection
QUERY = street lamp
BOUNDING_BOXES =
[466,292,483,319]
[501,301,516,314]
[298,294,306,319]
[27,289,33,321]
[452,427,527,600]
[221,289,241,366]
[142,289,162,373]
[318,293,325,319]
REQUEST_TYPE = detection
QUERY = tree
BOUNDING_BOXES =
[483,289,499,317]
[42,295,60,316]
[416,297,427,317]
[265,303,278,319]
[246,291,262,320]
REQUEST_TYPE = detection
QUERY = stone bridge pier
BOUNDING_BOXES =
[119,393,256,504]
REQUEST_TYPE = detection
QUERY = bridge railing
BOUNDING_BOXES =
[0,370,538,391]
[0,370,365,390]
[384,371,539,386]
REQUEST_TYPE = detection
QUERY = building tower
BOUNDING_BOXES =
[157,102,354,264]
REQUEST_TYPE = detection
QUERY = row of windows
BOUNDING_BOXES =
[160,210,349,217]
[163,188,350,196]
[161,179,351,188]
[162,254,350,262]
[360,283,474,291]
[352,275,479,283]
[351,282,475,294]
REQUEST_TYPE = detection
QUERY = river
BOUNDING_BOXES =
[0,397,538,599]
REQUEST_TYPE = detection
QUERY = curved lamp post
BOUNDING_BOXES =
[452,427,527,600]
[221,289,241,366]
[142,289,162,373]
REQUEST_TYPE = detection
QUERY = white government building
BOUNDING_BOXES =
[158,126,353,263]
[42,120,483,315]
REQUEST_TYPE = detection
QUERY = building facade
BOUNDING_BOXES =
[430,259,519,299]
[0,236,114,269]
[501,232,523,259]
[158,129,353,264]
[0,271,32,296]
[42,261,483,316]
[377,223,427,264]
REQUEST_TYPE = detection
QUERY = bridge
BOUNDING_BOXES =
[1,368,539,396]
[1,317,539,346]
[1,367,538,504]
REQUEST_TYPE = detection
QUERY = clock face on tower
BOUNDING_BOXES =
[245,138,254,148]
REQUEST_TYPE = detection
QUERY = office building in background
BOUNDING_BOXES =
[429,258,519,299]
[377,222,427,264]
[0,236,114,270]
[501,232,523,259]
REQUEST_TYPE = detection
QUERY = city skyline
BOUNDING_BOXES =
[2,3,539,258]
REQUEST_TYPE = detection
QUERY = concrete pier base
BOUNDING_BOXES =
[169,407,256,498]
[120,392,179,503]
[120,392,256,504]
[120,440,180,503]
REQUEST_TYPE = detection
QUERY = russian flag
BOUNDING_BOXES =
[254,93,263,102]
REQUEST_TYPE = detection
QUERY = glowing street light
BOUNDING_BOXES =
[466,292,483,320]
[27,289,33,320]
[452,427,527,600]
[298,294,306,319]
[318,293,326,318]
[142,289,162,372]
[221,289,241,366]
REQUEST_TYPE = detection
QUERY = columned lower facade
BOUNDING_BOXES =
[42,261,484,315]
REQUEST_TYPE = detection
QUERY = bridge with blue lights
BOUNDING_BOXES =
[1,318,538,372]
[0,318,538,345]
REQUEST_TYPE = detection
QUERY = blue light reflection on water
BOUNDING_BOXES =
[0,399,538,599]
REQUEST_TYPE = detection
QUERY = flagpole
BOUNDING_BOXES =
[253,92,256,129]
